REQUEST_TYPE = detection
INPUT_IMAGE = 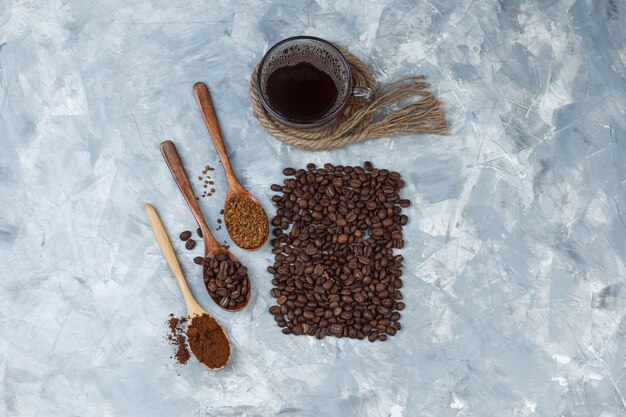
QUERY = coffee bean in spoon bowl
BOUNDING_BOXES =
[160,140,252,312]
[202,251,251,310]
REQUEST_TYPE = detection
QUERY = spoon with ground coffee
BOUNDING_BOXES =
[144,203,231,370]
[193,82,269,251]
[160,140,251,311]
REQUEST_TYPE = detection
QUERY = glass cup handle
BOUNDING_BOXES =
[352,86,374,102]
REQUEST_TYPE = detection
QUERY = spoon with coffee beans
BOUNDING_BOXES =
[193,82,269,251]
[145,203,231,370]
[160,140,251,311]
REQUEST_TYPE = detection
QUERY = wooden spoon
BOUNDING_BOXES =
[144,203,230,370]
[159,140,251,311]
[193,82,269,251]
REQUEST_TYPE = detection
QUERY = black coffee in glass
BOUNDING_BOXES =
[257,36,355,129]
[265,61,338,122]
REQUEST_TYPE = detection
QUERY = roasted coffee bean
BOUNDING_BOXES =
[202,254,249,308]
[193,256,204,265]
[196,228,203,238]
[185,239,196,250]
[267,162,409,342]
[338,234,349,244]
[269,306,281,315]
[180,231,192,241]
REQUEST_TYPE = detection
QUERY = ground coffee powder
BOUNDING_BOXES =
[167,314,190,365]
[187,314,230,369]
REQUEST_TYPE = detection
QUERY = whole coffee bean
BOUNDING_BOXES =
[267,162,409,341]
[180,231,192,241]
[185,239,196,250]
[196,228,203,238]
[269,306,281,315]
[329,324,343,336]
[193,256,204,265]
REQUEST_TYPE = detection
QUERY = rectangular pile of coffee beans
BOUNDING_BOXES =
[267,162,408,342]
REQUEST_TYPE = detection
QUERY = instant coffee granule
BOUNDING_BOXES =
[167,314,190,365]
[198,164,216,198]
[187,314,230,369]
[223,196,268,249]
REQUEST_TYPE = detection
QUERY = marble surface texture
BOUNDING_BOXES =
[1,0,626,416]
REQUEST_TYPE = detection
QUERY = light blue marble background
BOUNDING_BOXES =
[1,0,625,416]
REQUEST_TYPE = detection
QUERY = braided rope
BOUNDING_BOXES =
[250,45,449,151]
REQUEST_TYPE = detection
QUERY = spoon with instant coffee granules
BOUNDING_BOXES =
[144,204,231,370]
[193,82,269,251]
[160,140,251,311]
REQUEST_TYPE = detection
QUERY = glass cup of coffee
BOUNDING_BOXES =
[256,36,374,131]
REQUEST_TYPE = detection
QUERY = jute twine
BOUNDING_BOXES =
[250,44,449,151]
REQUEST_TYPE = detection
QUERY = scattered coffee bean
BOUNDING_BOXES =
[267,162,408,342]
[180,231,192,241]
[202,253,249,308]
[193,256,204,265]
[197,227,203,238]
[185,239,196,250]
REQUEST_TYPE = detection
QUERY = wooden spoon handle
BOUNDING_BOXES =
[159,140,220,252]
[144,203,202,313]
[193,82,243,194]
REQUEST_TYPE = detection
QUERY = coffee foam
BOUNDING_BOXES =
[261,40,350,115]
